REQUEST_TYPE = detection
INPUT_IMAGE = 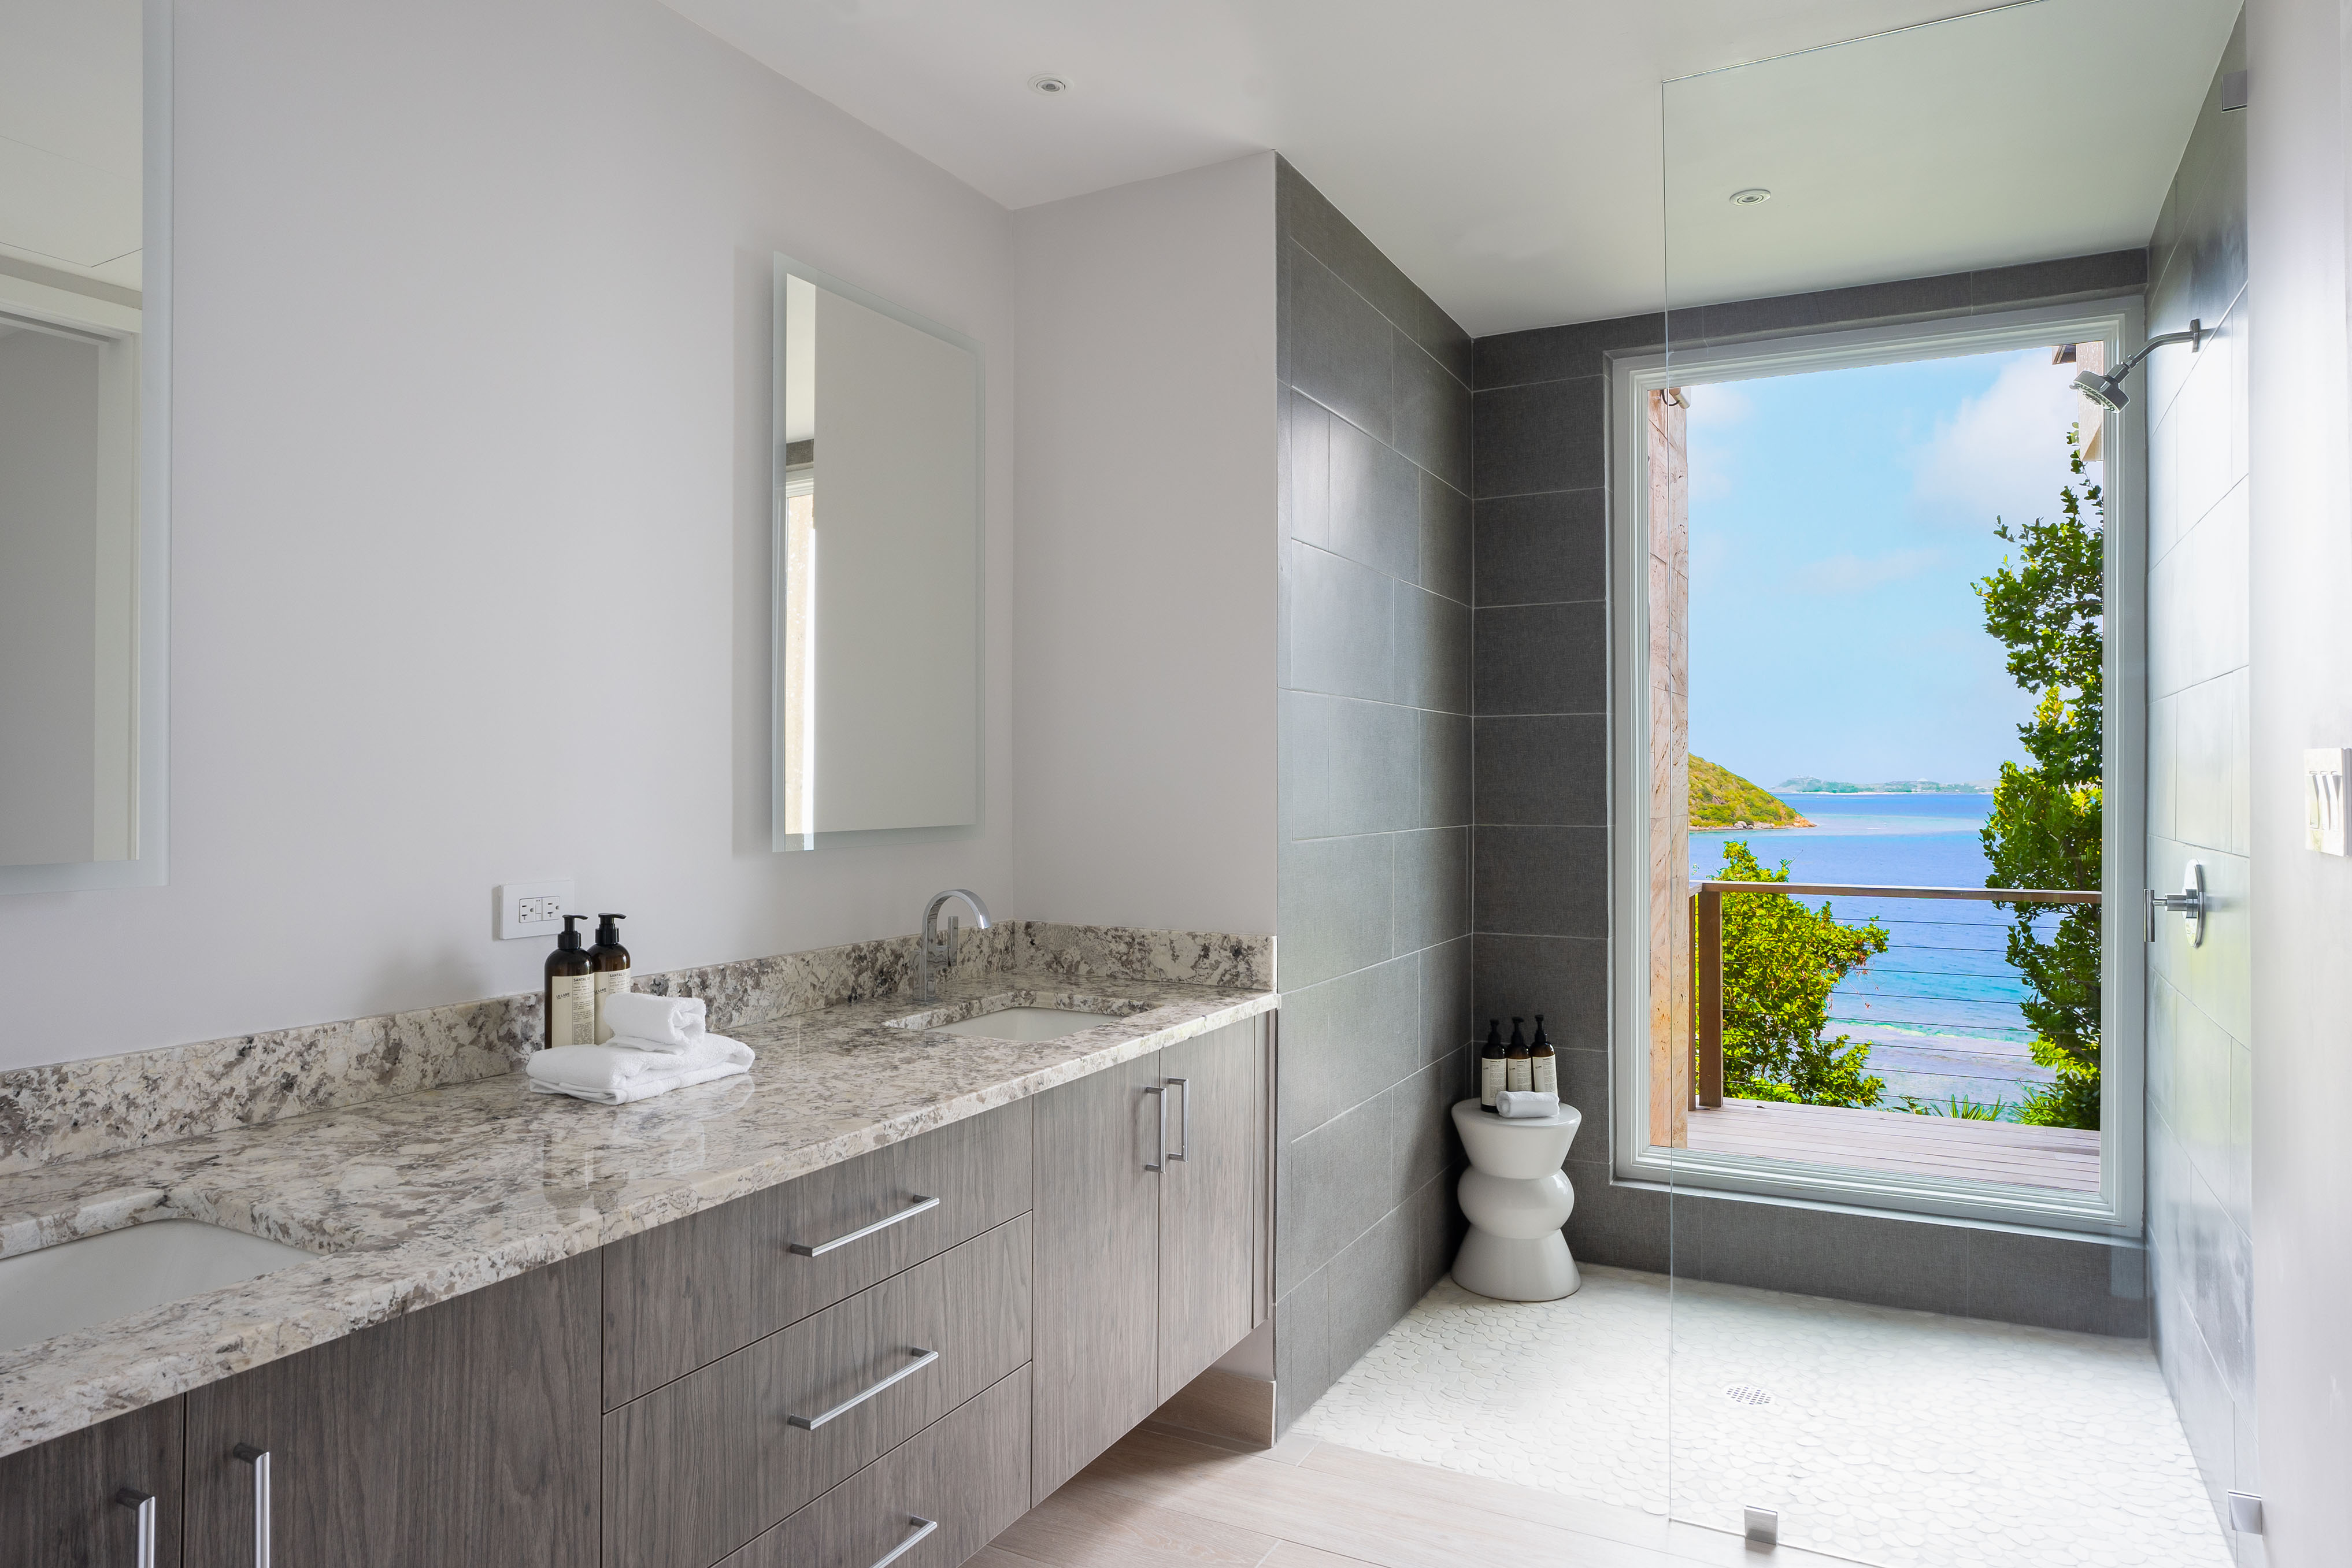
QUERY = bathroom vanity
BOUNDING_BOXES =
[0,966,1275,1568]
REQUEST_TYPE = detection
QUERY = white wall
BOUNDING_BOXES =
[0,0,1018,1068]
[1009,154,1279,936]
[2246,0,2352,1560]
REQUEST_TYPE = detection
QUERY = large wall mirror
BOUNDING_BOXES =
[771,255,980,850]
[0,0,169,892]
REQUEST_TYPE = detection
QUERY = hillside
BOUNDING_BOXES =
[1692,755,1814,829]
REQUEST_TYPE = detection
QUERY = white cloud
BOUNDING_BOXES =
[1909,354,2088,531]
[1787,546,1941,595]
[1682,381,1753,430]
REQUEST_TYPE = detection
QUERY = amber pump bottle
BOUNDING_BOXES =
[588,914,631,1042]
[1530,1015,1558,1097]
[1506,1017,1533,1093]
[1480,1020,1506,1113]
[545,915,597,1049]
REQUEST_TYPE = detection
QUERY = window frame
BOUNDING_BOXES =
[1605,296,2148,1239]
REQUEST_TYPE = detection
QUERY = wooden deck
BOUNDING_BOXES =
[1683,1098,2101,1192]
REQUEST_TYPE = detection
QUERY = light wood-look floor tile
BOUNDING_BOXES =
[990,1473,1278,1567]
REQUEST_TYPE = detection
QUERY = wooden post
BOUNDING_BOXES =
[1696,887,1723,1109]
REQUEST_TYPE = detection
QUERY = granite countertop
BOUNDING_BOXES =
[0,972,1276,1458]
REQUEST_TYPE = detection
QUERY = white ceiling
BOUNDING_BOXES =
[664,0,2239,336]
[0,0,142,292]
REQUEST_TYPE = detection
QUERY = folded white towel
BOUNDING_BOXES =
[1497,1089,1561,1119]
[599,991,707,1052]
[527,1033,753,1105]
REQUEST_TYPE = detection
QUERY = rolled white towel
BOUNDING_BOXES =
[600,991,708,1052]
[526,1034,753,1105]
[1496,1089,1561,1119]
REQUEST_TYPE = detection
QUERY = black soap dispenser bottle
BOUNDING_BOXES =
[1506,1017,1533,1093]
[1530,1015,1558,1098]
[588,914,631,1042]
[545,915,597,1049]
[1480,1020,1506,1113]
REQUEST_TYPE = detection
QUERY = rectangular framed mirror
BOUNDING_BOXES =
[0,0,170,893]
[771,254,981,850]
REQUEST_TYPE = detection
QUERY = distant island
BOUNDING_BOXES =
[1779,776,1995,794]
[1692,755,1814,829]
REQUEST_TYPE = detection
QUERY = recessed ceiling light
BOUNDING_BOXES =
[1028,74,1071,97]
[1729,187,1772,206]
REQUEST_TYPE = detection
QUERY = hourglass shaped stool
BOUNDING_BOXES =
[1450,1098,1583,1301]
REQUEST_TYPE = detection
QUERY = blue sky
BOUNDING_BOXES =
[1686,347,2094,787]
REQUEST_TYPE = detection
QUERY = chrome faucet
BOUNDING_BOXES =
[918,889,991,1004]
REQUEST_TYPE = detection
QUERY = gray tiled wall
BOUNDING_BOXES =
[1471,261,2156,1338]
[1272,159,1476,1434]
[2143,17,2258,1562]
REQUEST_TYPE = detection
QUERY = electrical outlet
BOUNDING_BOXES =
[495,879,575,940]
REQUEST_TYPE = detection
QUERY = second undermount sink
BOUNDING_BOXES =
[928,1006,1128,1042]
[886,994,1144,1044]
[0,1219,320,1355]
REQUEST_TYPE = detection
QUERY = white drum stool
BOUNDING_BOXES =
[1450,1098,1583,1302]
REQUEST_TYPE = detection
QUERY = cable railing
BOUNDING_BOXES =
[1690,880,2102,1109]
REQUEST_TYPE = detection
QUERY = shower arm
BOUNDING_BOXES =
[2109,320,2205,382]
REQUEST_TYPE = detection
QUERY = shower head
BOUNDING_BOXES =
[2072,368,2130,412]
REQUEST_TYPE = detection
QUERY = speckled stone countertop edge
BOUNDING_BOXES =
[0,979,1276,1459]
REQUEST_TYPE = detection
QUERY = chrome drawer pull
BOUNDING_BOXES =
[1166,1076,1189,1162]
[790,1195,941,1258]
[113,1488,155,1568]
[1144,1083,1168,1172]
[232,1445,271,1568]
[869,1515,939,1568]
[787,1347,939,1432]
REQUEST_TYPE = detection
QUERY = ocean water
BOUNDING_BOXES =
[1690,792,2084,1108]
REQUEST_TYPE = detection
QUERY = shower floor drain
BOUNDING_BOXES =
[1723,1382,1774,1406]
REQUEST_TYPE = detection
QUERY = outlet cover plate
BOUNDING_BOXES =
[495,879,575,941]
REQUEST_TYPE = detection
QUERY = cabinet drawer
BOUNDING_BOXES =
[0,1398,182,1568]
[604,1098,1032,1407]
[604,1214,1030,1568]
[716,1365,1031,1568]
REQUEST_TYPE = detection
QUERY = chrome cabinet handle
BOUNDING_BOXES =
[1144,1084,1167,1172]
[1166,1076,1189,1162]
[113,1488,155,1568]
[787,1347,939,1432]
[232,1445,271,1568]
[869,1515,939,1568]
[790,1195,941,1258]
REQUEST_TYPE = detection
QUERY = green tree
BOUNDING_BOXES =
[1705,839,1890,1107]
[1975,425,2104,1129]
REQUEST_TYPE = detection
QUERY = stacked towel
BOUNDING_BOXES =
[527,1032,753,1105]
[1496,1089,1561,1119]
[598,991,709,1052]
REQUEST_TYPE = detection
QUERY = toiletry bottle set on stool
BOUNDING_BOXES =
[1457,1014,1580,1301]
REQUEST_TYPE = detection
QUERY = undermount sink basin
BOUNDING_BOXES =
[928,1007,1127,1042]
[0,1219,320,1354]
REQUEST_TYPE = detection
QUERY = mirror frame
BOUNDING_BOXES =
[768,251,984,852]
[0,0,171,894]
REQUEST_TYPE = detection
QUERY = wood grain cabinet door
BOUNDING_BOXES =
[1155,1015,1267,1400]
[1028,1049,1163,1503]
[0,1399,182,1568]
[184,1252,602,1568]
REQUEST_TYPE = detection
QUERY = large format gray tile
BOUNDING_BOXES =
[1475,488,1607,606]
[1395,827,1470,952]
[1394,327,1472,492]
[1475,313,1663,391]
[1418,936,1473,1063]
[1473,824,1607,938]
[1282,690,1418,841]
[1409,1170,1466,1297]
[1277,957,1424,1139]
[1328,409,1420,580]
[1287,388,1330,548]
[1475,714,1607,825]
[1397,585,1471,714]
[1419,709,1472,828]
[1282,1094,1395,1293]
[1967,249,2149,310]
[1272,1267,1330,1435]
[1694,271,1970,343]
[1473,377,1605,498]
[1552,1044,1609,1133]
[1290,542,1398,702]
[1327,1203,1419,1378]
[1965,1229,2150,1337]
[1277,832,1395,991]
[1288,240,1395,443]
[1769,1205,1972,1314]
[1472,933,1608,1050]
[1562,1161,1671,1274]
[1418,472,1472,605]
[1473,602,1607,715]
[1277,157,1471,385]
[1390,1054,1465,1197]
